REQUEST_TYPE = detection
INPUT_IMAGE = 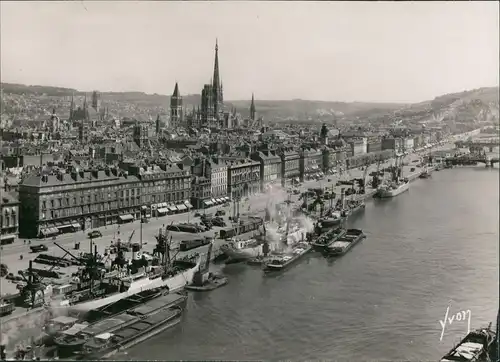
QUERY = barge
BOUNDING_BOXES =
[324,229,366,256]
[310,227,347,250]
[77,306,183,360]
[440,323,496,362]
[263,242,312,273]
[53,291,187,357]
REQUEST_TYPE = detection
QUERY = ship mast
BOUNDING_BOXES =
[282,194,292,246]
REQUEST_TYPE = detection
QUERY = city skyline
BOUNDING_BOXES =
[1,1,498,103]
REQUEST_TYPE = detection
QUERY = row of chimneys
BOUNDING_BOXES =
[40,167,129,183]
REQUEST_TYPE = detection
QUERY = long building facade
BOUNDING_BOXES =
[19,168,141,238]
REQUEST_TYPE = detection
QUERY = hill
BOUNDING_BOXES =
[1,82,498,122]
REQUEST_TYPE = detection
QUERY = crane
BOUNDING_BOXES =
[127,230,135,245]
[371,157,383,189]
[360,160,370,195]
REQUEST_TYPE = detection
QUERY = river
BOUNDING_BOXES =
[123,166,498,361]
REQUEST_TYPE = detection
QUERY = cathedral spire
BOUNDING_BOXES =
[250,93,256,121]
[173,82,180,97]
[213,38,220,93]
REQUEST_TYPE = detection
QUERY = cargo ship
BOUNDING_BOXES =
[76,305,182,360]
[440,323,496,362]
[324,229,366,256]
[54,291,187,358]
[375,153,410,198]
[48,228,200,313]
[376,179,410,198]
[263,241,312,273]
[310,227,347,250]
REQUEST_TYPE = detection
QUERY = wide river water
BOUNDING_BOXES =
[125,166,498,361]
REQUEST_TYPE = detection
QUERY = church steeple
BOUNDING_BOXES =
[69,93,74,121]
[173,82,180,97]
[250,93,256,121]
[212,38,223,118]
[213,39,220,91]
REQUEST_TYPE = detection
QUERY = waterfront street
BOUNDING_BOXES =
[0,144,457,298]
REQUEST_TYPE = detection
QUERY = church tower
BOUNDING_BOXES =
[155,114,161,135]
[83,94,89,121]
[170,82,183,128]
[250,93,256,121]
[91,90,101,111]
[212,39,224,119]
[69,93,75,121]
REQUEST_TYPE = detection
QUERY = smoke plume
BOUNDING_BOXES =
[247,184,315,252]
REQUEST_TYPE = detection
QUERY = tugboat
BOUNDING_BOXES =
[419,164,432,179]
[185,243,229,292]
[263,201,312,273]
[323,229,366,256]
[440,323,496,362]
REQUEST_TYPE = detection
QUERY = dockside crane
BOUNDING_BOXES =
[54,240,101,295]
[17,261,49,308]
[371,157,383,189]
[359,160,370,195]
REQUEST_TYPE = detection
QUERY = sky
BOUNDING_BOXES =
[1,1,498,103]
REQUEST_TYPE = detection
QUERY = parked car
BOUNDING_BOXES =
[87,230,102,238]
[215,210,226,216]
[194,212,202,217]
[30,244,49,253]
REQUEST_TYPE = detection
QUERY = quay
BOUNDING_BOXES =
[0,136,490,355]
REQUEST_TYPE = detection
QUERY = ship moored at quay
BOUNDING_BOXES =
[0,136,494,360]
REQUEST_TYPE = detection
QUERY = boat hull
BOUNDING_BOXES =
[311,229,347,249]
[68,262,199,313]
[223,245,263,260]
[81,307,183,360]
[325,233,366,256]
[376,181,410,198]
[440,326,495,362]
[263,247,312,273]
[346,203,365,217]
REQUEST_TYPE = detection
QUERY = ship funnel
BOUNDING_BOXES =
[132,243,141,260]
